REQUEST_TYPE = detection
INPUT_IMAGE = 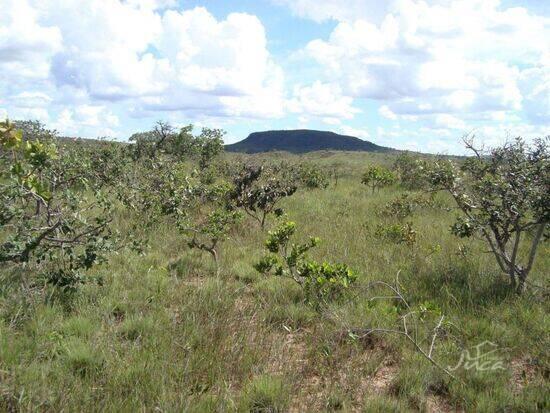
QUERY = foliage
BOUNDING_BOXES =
[13,119,58,143]
[374,222,417,246]
[357,276,456,381]
[422,136,549,292]
[382,192,435,220]
[1,138,548,411]
[0,120,116,294]
[181,195,243,270]
[254,221,356,306]
[129,121,176,159]
[129,122,224,168]
[119,157,240,270]
[361,165,396,193]
[294,162,330,189]
[229,163,297,228]
[193,127,225,169]
[392,152,427,190]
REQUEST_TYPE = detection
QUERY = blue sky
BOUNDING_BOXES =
[0,0,548,153]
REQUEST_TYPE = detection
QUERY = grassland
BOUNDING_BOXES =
[1,150,548,412]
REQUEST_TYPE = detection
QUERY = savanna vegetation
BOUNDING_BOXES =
[1,119,548,412]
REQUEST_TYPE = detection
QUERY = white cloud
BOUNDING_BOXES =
[5,107,50,123]
[0,0,62,80]
[9,92,53,108]
[51,105,120,138]
[300,0,549,128]
[379,105,397,120]
[125,0,176,10]
[1,1,286,128]
[433,114,466,130]
[274,0,391,24]
[287,81,360,119]
[322,117,342,125]
[519,65,550,124]
[340,125,370,139]
[1,0,548,151]
[150,8,286,118]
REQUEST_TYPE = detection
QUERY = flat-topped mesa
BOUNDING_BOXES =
[225,129,393,154]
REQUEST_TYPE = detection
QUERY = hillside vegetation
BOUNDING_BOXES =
[1,120,548,412]
[225,129,392,154]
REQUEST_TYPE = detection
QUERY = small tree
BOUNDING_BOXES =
[170,126,226,168]
[183,209,242,274]
[423,136,549,293]
[129,121,176,159]
[382,193,435,221]
[177,183,242,274]
[13,119,58,142]
[254,221,356,307]
[374,222,417,247]
[129,122,224,169]
[294,162,330,189]
[0,120,117,293]
[361,165,395,193]
[393,152,427,190]
[230,163,297,229]
[194,127,225,169]
[120,159,240,274]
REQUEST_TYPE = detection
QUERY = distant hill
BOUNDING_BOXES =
[225,129,393,154]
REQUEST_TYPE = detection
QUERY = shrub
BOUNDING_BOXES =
[0,119,116,293]
[119,158,241,273]
[254,221,357,307]
[295,162,330,189]
[423,136,549,293]
[230,163,297,228]
[129,121,224,168]
[374,222,417,246]
[183,207,243,271]
[392,152,427,190]
[383,193,435,220]
[361,165,396,193]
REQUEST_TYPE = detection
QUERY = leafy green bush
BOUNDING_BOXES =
[361,165,396,193]
[254,221,356,307]
[295,162,330,189]
[119,156,241,271]
[382,193,435,220]
[1,120,117,294]
[230,163,297,228]
[129,121,224,168]
[183,207,243,269]
[374,222,417,246]
[392,152,428,190]
[423,137,549,292]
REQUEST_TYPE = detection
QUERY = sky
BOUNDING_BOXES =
[0,0,548,154]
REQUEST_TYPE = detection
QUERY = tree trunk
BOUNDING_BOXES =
[515,223,546,294]
[516,268,527,294]
[210,248,219,276]
[508,267,517,288]
[260,213,266,229]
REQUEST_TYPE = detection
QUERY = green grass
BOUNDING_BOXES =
[0,150,548,411]
[239,375,289,412]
